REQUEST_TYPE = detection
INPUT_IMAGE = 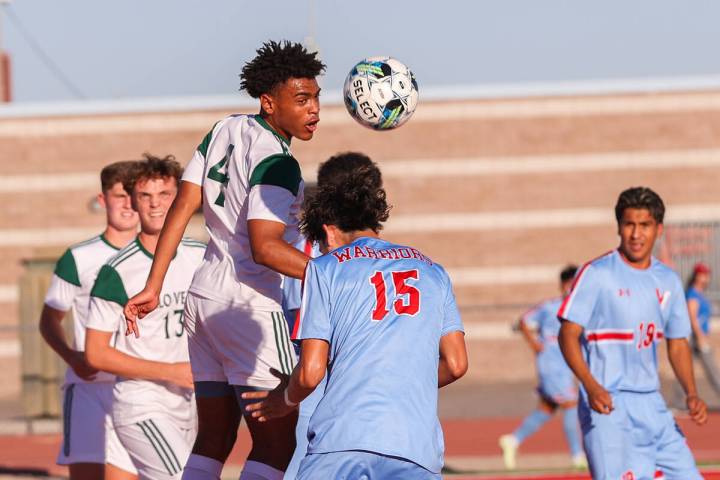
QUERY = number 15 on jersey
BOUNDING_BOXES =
[369,269,421,321]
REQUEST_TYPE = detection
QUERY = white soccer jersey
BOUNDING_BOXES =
[86,237,206,428]
[44,234,128,385]
[182,114,304,310]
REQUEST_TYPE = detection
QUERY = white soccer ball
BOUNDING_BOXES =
[343,57,419,131]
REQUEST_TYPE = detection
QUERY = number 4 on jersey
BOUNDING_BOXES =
[369,269,420,321]
[206,144,234,206]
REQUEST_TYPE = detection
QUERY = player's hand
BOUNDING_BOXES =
[695,334,710,353]
[242,368,296,422]
[687,394,708,426]
[123,288,160,338]
[586,383,614,414]
[68,351,99,381]
[532,341,544,354]
[165,362,194,390]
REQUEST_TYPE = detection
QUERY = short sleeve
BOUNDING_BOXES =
[54,249,80,287]
[44,274,80,312]
[182,150,206,186]
[520,304,543,330]
[249,154,302,196]
[440,269,464,336]
[556,263,599,328]
[247,184,297,225]
[90,265,129,307]
[294,261,332,342]
[665,277,692,339]
[86,296,123,333]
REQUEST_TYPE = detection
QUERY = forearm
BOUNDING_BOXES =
[285,364,319,405]
[87,344,177,383]
[559,325,600,391]
[438,359,461,388]
[668,338,698,396]
[39,308,75,363]
[254,238,309,279]
[519,321,542,352]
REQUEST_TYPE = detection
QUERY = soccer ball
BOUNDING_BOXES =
[343,57,419,131]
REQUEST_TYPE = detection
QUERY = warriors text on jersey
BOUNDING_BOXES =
[86,237,205,427]
[295,237,464,473]
[557,249,691,393]
[44,234,126,385]
[182,114,304,310]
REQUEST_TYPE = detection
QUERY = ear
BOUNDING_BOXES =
[96,192,107,209]
[323,224,342,251]
[259,92,275,115]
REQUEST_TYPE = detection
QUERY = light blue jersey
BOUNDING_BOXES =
[558,249,691,393]
[522,298,576,403]
[294,236,464,474]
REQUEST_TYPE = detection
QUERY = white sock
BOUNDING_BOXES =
[239,460,284,480]
[182,453,223,480]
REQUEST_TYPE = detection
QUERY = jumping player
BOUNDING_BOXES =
[122,41,325,480]
[39,161,139,480]
[499,265,585,470]
[85,156,205,479]
[242,155,469,479]
[558,187,708,480]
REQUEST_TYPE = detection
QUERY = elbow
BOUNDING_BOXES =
[446,355,469,381]
[298,363,325,390]
[250,243,272,268]
[84,345,104,370]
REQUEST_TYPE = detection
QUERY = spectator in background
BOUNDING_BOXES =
[686,262,720,397]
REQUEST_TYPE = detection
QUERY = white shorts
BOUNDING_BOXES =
[56,382,137,474]
[115,417,196,479]
[184,292,296,388]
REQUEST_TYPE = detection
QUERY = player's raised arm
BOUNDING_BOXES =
[124,180,201,335]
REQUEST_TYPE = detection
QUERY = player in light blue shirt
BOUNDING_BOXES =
[499,265,585,470]
[243,153,468,479]
[558,187,708,480]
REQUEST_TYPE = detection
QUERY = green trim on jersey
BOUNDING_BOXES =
[99,233,121,251]
[255,115,291,146]
[109,243,140,268]
[135,237,154,260]
[90,264,129,307]
[249,154,302,196]
[54,249,81,287]
[180,238,207,249]
[196,121,221,159]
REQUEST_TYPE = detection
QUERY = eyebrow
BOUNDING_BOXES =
[294,88,321,97]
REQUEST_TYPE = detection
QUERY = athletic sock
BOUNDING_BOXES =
[182,454,223,480]
[512,409,551,443]
[562,406,583,456]
[239,460,284,480]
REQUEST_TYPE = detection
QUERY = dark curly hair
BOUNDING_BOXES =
[317,152,382,188]
[614,186,665,224]
[301,156,391,243]
[240,40,326,98]
[124,153,183,194]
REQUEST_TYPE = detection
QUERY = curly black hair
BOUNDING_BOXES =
[317,152,382,188]
[301,157,391,243]
[614,186,665,224]
[240,40,326,98]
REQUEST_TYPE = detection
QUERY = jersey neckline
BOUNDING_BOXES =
[100,232,122,251]
[254,115,292,146]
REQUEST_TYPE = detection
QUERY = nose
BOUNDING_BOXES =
[308,97,320,115]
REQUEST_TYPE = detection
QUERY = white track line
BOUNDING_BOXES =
[3,149,720,193]
[3,90,720,137]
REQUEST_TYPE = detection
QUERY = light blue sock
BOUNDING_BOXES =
[562,406,583,456]
[512,409,551,443]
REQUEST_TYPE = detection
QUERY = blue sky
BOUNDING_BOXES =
[3,0,720,103]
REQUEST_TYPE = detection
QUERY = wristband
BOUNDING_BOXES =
[283,388,298,407]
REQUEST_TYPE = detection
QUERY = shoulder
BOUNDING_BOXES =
[54,235,106,286]
[652,259,684,289]
[249,154,302,196]
[90,263,129,306]
[196,114,247,157]
[575,251,616,282]
[179,237,207,260]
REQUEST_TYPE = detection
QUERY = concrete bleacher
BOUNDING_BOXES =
[3,88,720,418]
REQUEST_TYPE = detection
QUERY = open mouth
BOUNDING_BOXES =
[149,212,164,218]
[305,120,319,133]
